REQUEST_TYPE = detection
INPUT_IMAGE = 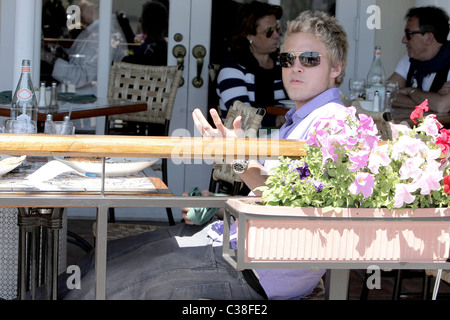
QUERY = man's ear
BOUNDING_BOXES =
[330,63,343,80]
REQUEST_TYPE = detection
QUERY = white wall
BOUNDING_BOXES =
[0,0,15,92]
[376,0,414,77]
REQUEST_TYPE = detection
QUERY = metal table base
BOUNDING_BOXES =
[17,207,64,300]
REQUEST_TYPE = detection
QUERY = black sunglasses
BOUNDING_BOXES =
[404,29,426,40]
[279,51,322,68]
[262,25,281,38]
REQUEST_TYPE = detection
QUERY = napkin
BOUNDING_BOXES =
[58,93,97,103]
[0,91,12,104]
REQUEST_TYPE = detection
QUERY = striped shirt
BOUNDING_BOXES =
[216,48,287,125]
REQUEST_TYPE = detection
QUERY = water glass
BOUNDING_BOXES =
[4,119,37,134]
[348,78,365,100]
[45,121,75,135]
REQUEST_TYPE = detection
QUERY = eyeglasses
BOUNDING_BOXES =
[262,25,281,38]
[279,51,322,68]
[404,29,426,40]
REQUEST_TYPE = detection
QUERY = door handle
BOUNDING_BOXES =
[172,45,186,86]
[192,45,206,88]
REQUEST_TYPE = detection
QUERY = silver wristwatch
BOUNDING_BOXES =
[232,160,249,174]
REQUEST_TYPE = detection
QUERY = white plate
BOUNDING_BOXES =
[279,100,296,109]
[0,155,26,176]
[358,100,374,111]
[54,157,157,176]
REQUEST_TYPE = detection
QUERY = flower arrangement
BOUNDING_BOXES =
[257,100,450,211]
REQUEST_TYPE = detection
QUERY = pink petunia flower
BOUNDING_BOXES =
[399,156,424,180]
[410,164,443,195]
[417,114,443,138]
[368,143,391,174]
[349,172,375,198]
[349,150,370,172]
[394,183,416,208]
[391,135,423,159]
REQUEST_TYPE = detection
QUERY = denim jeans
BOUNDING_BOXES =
[60,222,265,300]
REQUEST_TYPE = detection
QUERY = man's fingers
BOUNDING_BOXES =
[193,108,215,137]
[210,108,227,137]
[232,116,244,138]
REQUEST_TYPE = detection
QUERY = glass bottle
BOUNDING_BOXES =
[11,60,37,127]
[38,81,48,112]
[365,46,386,105]
[44,113,54,134]
[49,81,59,113]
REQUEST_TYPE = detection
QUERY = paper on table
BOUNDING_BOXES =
[25,160,75,182]
[23,160,157,192]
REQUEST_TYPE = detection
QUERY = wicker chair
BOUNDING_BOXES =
[351,100,393,141]
[105,62,183,225]
[209,100,266,195]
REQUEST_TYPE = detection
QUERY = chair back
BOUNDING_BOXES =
[107,62,183,125]
[211,101,265,190]
[351,100,393,141]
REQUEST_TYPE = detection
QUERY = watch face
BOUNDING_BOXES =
[233,160,248,174]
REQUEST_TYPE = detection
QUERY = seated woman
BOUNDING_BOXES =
[122,1,168,66]
[216,1,287,127]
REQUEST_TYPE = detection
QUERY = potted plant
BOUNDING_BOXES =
[224,100,450,268]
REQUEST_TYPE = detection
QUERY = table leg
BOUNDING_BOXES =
[325,269,350,300]
[95,205,108,300]
[29,225,39,300]
[17,211,27,300]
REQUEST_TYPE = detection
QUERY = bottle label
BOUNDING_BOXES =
[17,88,32,101]
[21,66,30,73]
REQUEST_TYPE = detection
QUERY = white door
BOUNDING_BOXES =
[167,0,213,198]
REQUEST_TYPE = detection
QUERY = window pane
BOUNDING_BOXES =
[279,0,336,30]
[40,0,130,94]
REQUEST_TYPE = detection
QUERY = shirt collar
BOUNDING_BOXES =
[280,88,343,137]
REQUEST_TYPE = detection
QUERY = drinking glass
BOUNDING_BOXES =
[5,119,37,134]
[348,78,365,100]
[46,121,75,135]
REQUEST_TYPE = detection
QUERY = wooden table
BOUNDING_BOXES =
[266,104,450,127]
[390,107,450,126]
[0,98,147,122]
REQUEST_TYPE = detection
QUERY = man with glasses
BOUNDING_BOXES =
[191,10,348,300]
[62,10,348,301]
[388,6,450,113]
